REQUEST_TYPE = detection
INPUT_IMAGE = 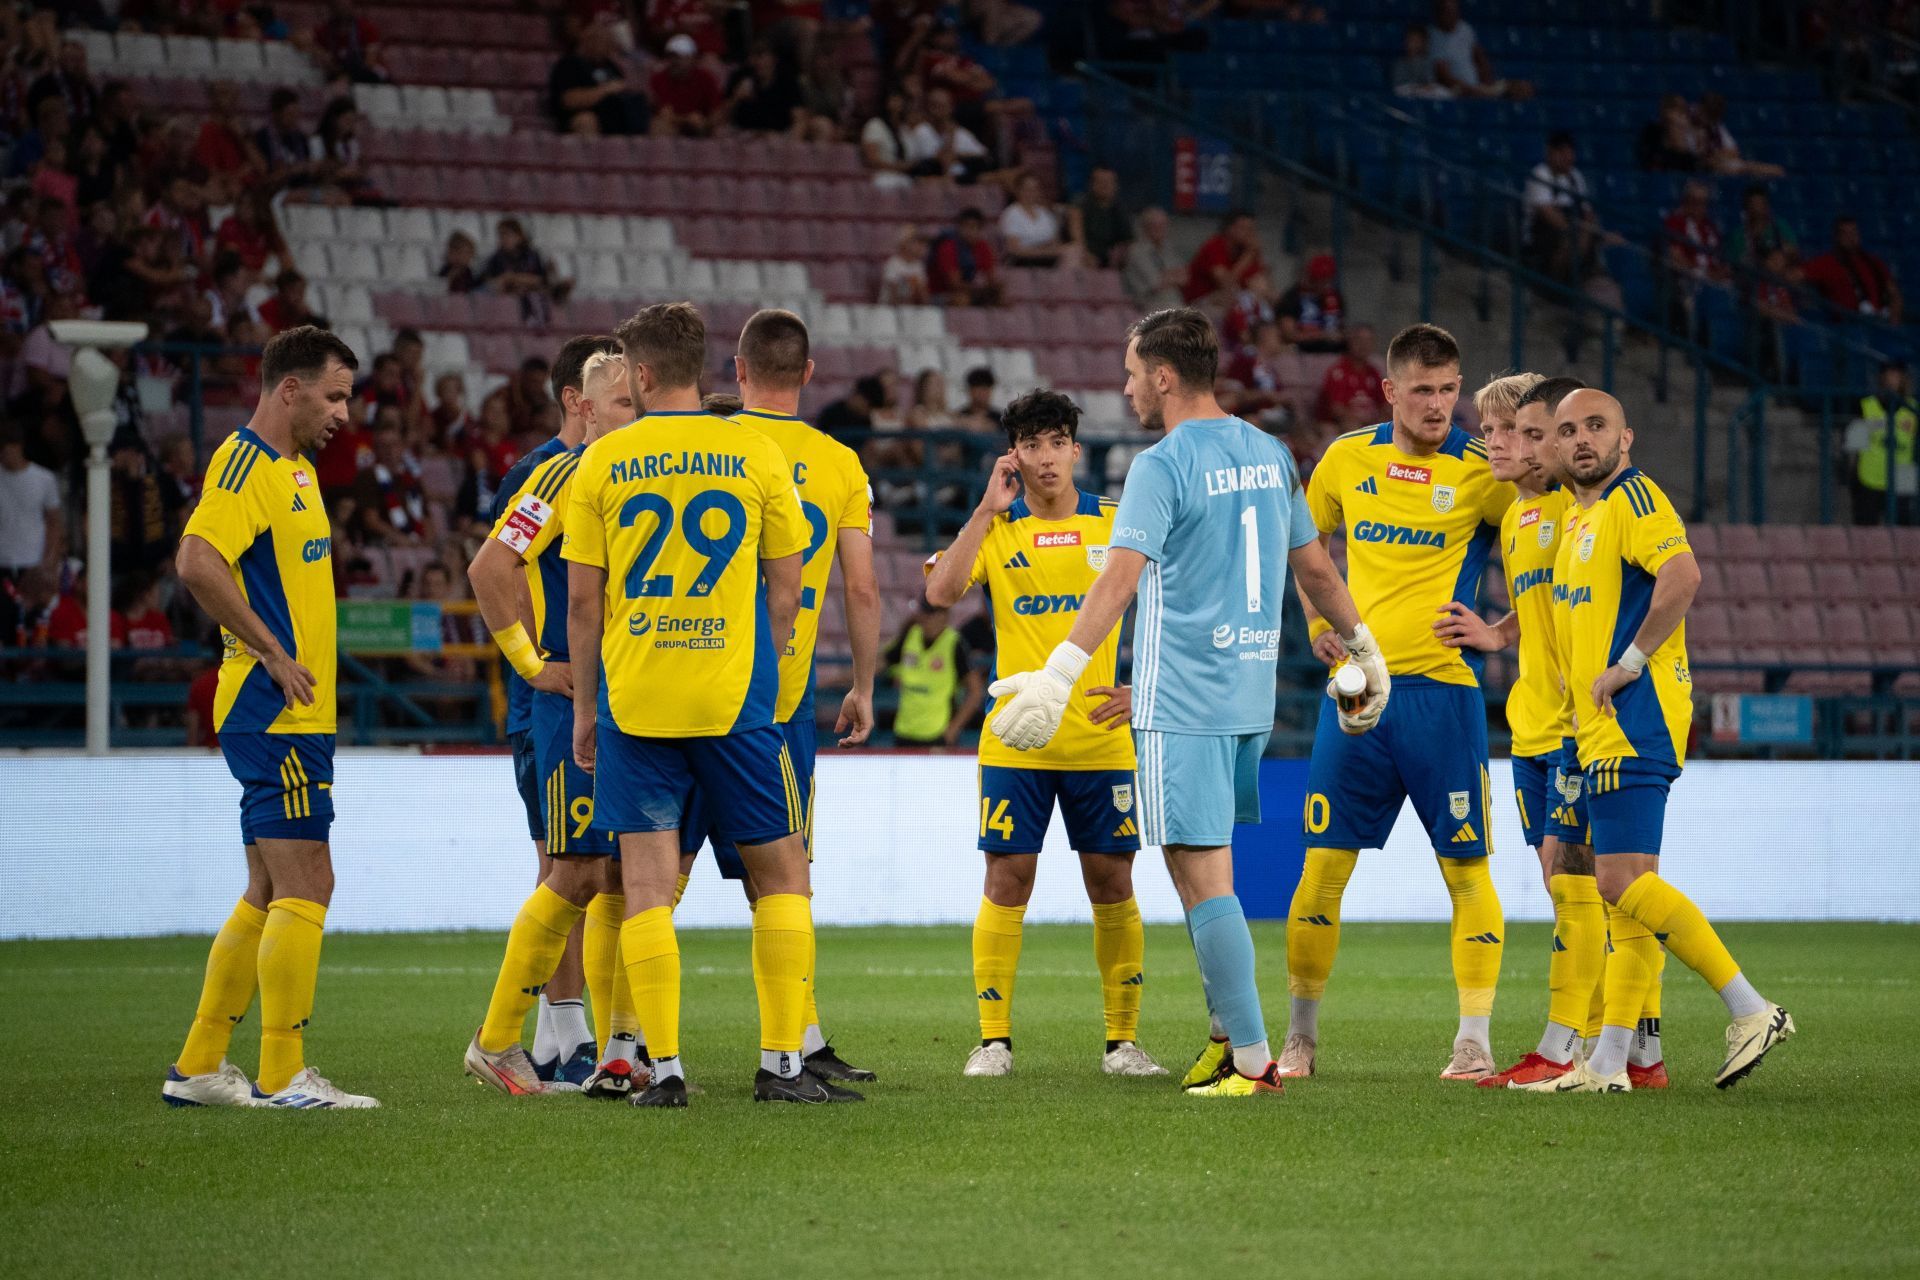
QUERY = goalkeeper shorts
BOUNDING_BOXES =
[1135,729,1268,848]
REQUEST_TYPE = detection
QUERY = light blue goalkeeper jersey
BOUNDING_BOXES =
[1110,415,1319,735]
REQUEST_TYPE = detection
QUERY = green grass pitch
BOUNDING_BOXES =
[3,921,1916,1278]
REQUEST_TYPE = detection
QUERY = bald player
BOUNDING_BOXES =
[1524,389,1792,1093]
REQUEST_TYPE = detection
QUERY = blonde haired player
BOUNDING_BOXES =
[1525,389,1792,1092]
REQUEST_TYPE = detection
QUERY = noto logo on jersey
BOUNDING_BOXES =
[1034,531,1082,548]
[1352,520,1447,547]
[1387,462,1432,485]
[1012,593,1084,615]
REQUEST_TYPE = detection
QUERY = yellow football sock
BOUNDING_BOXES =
[1617,872,1741,991]
[804,951,820,1032]
[1287,847,1357,999]
[178,898,268,1076]
[1643,945,1665,1020]
[972,897,1026,1040]
[620,906,680,1060]
[1547,874,1605,1035]
[256,897,327,1094]
[583,893,631,1050]
[479,884,585,1054]
[1603,904,1659,1031]
[672,873,690,910]
[753,893,814,1054]
[1440,856,1503,1017]
[1586,929,1609,1040]
[1091,897,1145,1043]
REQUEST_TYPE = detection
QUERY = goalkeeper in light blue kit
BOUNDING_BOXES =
[989,308,1389,1096]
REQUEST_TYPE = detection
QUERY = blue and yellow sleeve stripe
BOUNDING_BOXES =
[1619,478,1656,518]
[214,441,266,494]
[531,454,580,506]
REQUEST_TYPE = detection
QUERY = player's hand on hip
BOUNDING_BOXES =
[1087,684,1131,729]
[573,713,596,773]
[530,661,573,698]
[836,688,874,747]
[1592,662,1639,717]
[1432,602,1498,651]
[264,650,316,707]
[1311,630,1349,667]
[978,452,1021,515]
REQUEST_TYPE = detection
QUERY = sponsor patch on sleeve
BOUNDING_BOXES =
[496,493,551,554]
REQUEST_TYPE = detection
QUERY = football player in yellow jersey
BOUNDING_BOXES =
[1285,323,1515,1083]
[565,302,856,1106]
[164,327,377,1110]
[675,309,883,1085]
[1523,389,1793,1092]
[463,348,644,1097]
[923,389,1167,1081]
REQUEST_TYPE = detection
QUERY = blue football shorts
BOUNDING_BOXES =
[508,728,543,844]
[679,713,817,879]
[533,690,616,858]
[221,731,334,844]
[1586,756,1678,857]
[595,720,801,848]
[977,765,1142,856]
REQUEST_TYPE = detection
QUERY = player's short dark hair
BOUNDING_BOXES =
[1002,389,1081,445]
[550,334,617,403]
[1129,307,1219,389]
[260,325,357,387]
[1516,375,1586,412]
[616,302,706,392]
[737,308,810,389]
[1385,322,1460,373]
[702,392,743,416]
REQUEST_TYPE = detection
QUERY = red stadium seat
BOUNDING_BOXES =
[1757,525,1808,563]
[1686,524,1721,558]
[1866,604,1913,647]
[1779,602,1824,652]
[1859,563,1905,604]
[1695,561,1728,601]
[1723,561,1770,599]
[1718,524,1765,560]
[1849,526,1898,562]
[1824,604,1869,646]
[1812,563,1863,604]
[471,294,521,331]
[1804,524,1850,561]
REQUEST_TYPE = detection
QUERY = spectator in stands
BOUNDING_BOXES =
[904,86,996,185]
[439,230,479,294]
[1803,216,1904,324]
[28,36,97,125]
[999,173,1080,269]
[1522,131,1605,284]
[114,571,176,654]
[1067,166,1132,270]
[648,0,726,59]
[726,41,807,137]
[307,0,391,85]
[214,187,289,279]
[479,218,571,327]
[928,207,1003,306]
[72,124,122,210]
[956,366,1001,433]
[820,374,882,439]
[1123,206,1185,310]
[1695,92,1786,179]
[860,89,920,189]
[18,285,79,414]
[357,352,409,426]
[257,268,324,333]
[351,413,432,546]
[1426,0,1532,100]
[316,97,387,207]
[886,596,985,748]
[1315,322,1387,424]
[1277,254,1345,352]
[155,434,199,514]
[505,356,553,437]
[256,88,323,192]
[1638,93,1703,173]
[144,173,211,270]
[431,372,473,442]
[1747,244,1798,382]
[391,328,429,432]
[1183,209,1265,305]
[316,392,376,500]
[881,225,930,305]
[28,135,77,231]
[650,34,725,138]
[1392,23,1449,99]
[1221,271,1276,347]
[45,566,99,652]
[797,40,849,141]
[1225,319,1307,430]
[0,421,62,580]
[963,0,1045,47]
[1662,180,1730,334]
[165,291,225,353]
[193,82,265,187]
[1729,185,1798,271]
[1849,359,1919,525]
[910,20,1032,143]
[109,426,174,576]
[550,17,651,136]
[907,368,955,428]
[9,94,69,183]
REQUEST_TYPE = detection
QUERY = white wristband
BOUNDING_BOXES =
[1620,643,1649,675]
[1043,640,1091,686]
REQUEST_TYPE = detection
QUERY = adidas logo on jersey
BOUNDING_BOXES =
[1354,476,1379,495]
[291,494,308,513]
[1112,817,1138,838]
[977,987,1004,1001]
[1296,913,1334,926]
[1464,931,1502,945]
[1450,823,1479,844]
[1003,551,1031,569]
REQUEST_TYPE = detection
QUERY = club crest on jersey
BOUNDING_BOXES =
[1537,519,1556,549]
[1578,530,1596,562]
[1432,485,1456,514]
[1448,790,1471,820]
[1035,530,1082,548]
[1111,784,1133,814]
[1555,771,1583,802]
[1086,544,1107,572]
[291,468,312,488]
[1387,462,1432,485]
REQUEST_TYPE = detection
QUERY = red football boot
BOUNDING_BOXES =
[1626,1060,1670,1090]
[1477,1051,1575,1089]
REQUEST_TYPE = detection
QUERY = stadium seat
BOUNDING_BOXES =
[1850,527,1898,562]
[1717,524,1765,560]
[1813,564,1864,604]
[1723,561,1770,599]
[1687,524,1720,558]
[1804,525,1851,561]
[1859,563,1905,604]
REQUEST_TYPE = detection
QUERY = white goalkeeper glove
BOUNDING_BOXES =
[987,640,1090,751]
[1336,622,1390,734]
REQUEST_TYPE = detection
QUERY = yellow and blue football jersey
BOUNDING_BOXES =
[488,445,582,659]
[182,427,337,735]
[1305,423,1515,687]
[960,492,1134,772]
[733,408,872,723]
[1555,467,1694,773]
[563,411,810,738]
[1500,486,1575,757]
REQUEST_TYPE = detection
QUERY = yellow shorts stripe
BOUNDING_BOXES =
[547,765,565,853]
[777,745,799,832]
[1514,787,1529,834]
[1480,765,1494,857]
[280,759,295,819]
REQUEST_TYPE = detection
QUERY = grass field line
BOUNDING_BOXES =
[0,963,1113,980]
